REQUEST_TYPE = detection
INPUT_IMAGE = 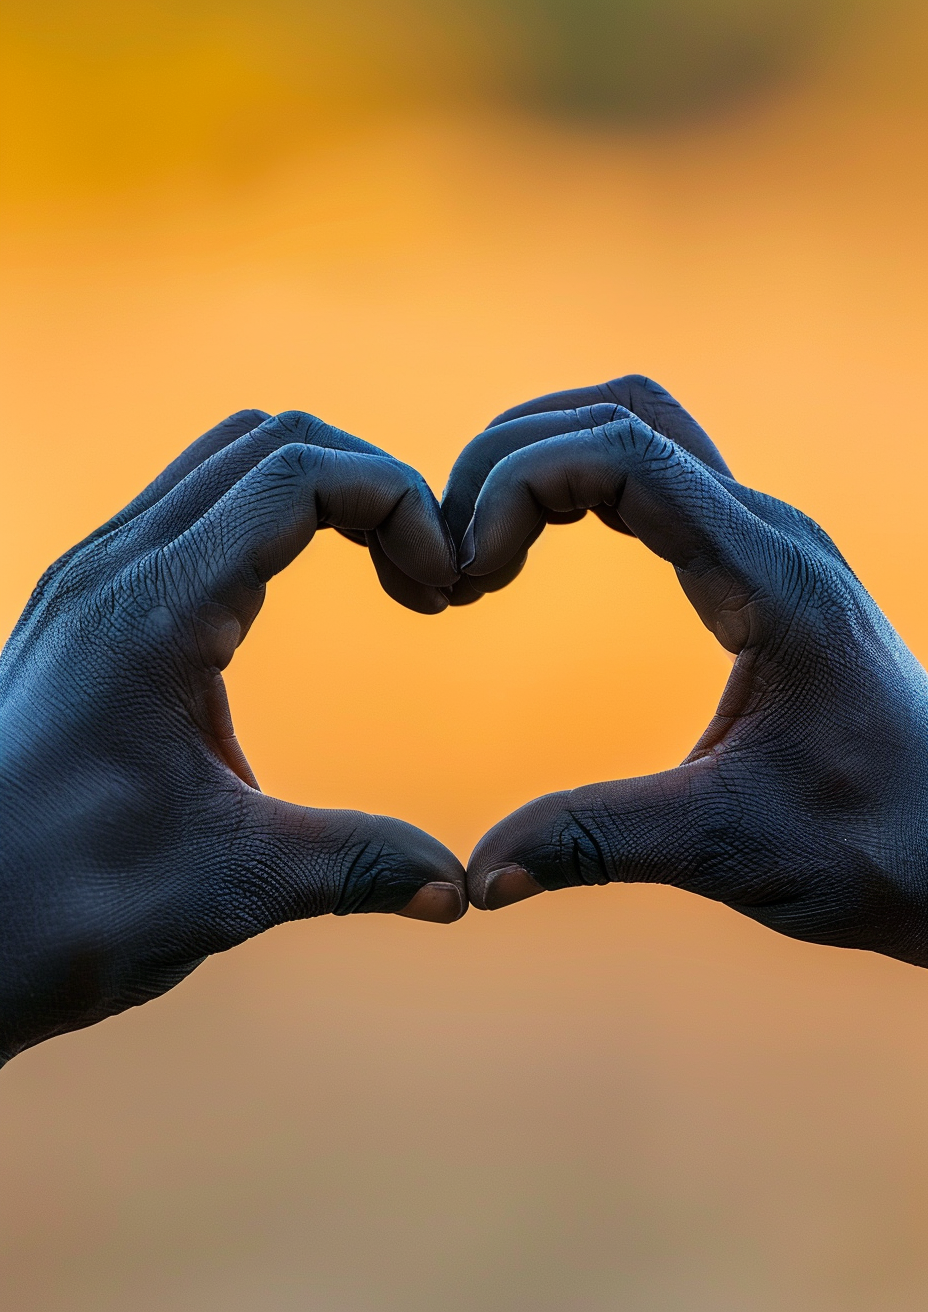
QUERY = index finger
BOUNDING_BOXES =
[462,417,781,654]
[488,375,733,478]
[442,404,624,545]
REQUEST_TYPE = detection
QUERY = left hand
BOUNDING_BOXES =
[0,408,464,1066]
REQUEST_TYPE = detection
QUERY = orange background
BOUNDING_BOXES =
[1,4,927,1308]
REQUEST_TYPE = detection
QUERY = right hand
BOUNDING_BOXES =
[444,376,928,969]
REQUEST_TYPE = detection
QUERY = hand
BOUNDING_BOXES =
[0,409,465,1065]
[445,376,928,967]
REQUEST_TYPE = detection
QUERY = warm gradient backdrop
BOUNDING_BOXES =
[1,3,927,1309]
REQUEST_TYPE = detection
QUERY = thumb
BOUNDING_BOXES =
[207,793,467,948]
[467,764,735,911]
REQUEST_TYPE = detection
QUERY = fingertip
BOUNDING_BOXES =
[383,583,451,615]
[406,587,450,615]
[367,534,452,613]
[467,790,571,908]
[470,865,545,912]
[444,577,485,606]
[461,550,530,595]
[225,408,272,430]
[325,811,467,917]
[375,502,459,590]
[397,882,467,923]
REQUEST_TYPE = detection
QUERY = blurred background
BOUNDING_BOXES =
[1,1,927,1308]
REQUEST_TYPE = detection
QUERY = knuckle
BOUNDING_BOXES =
[493,443,536,481]
[602,373,643,408]
[261,441,321,480]
[588,401,628,427]
[225,408,270,430]
[559,800,616,885]
[600,414,671,464]
[269,410,327,443]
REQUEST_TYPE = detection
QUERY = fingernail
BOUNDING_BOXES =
[482,865,544,911]
[397,882,465,924]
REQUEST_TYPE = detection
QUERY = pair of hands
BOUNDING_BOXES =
[2,376,927,1066]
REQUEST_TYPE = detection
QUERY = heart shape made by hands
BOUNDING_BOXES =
[2,373,926,1066]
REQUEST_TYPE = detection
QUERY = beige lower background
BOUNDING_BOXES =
[1,60,927,1312]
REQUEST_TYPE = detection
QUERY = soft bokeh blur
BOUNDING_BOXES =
[1,2,927,1308]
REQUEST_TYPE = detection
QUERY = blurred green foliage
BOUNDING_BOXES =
[486,0,843,119]
[0,0,882,195]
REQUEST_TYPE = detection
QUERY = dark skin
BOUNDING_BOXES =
[0,409,466,1067]
[2,378,926,1066]
[444,376,928,965]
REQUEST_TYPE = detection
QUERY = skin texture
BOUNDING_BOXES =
[0,409,466,1067]
[445,376,928,967]
[3,378,926,1066]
